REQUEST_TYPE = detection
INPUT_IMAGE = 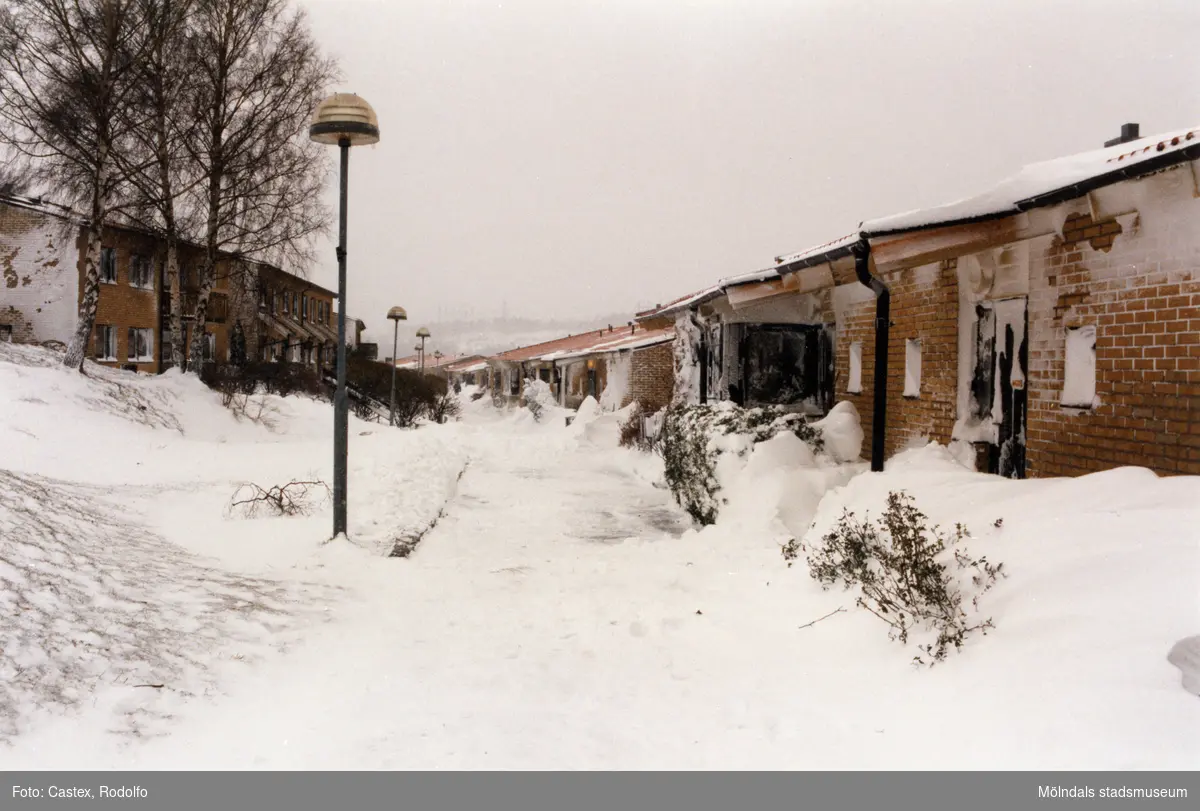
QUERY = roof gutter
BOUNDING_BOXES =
[852,238,888,473]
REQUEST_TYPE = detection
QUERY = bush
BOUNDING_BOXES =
[523,379,556,422]
[618,403,643,448]
[429,392,462,424]
[785,491,1005,666]
[200,361,325,402]
[662,402,824,525]
[227,480,331,518]
[345,356,445,428]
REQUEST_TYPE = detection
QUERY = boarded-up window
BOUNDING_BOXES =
[904,338,921,398]
[847,342,862,394]
[1061,325,1097,408]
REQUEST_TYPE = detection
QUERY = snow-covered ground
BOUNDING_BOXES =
[1,344,1197,769]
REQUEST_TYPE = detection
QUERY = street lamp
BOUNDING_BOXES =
[416,326,431,373]
[387,306,408,426]
[309,92,380,539]
[433,349,444,369]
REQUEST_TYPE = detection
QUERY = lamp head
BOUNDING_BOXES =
[309,93,380,146]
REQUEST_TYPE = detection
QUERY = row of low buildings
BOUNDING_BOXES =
[624,123,1199,479]
[393,325,677,414]
[0,193,365,374]
[430,122,1197,481]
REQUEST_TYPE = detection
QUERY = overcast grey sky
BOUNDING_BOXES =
[297,0,1200,334]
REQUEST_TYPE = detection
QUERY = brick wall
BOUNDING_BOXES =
[883,260,960,455]
[624,340,674,412]
[835,291,877,454]
[1024,181,1199,476]
[833,261,959,458]
[86,229,163,373]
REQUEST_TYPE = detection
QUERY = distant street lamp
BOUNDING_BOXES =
[416,326,431,373]
[387,306,408,426]
[433,349,444,368]
[309,92,380,539]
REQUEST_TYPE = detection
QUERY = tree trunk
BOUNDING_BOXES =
[63,153,109,370]
[166,238,184,370]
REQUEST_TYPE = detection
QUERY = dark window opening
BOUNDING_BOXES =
[99,247,117,283]
[129,254,153,289]
[740,323,833,410]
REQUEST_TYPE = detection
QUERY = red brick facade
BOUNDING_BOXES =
[834,261,960,457]
[624,341,674,413]
[1023,202,1198,477]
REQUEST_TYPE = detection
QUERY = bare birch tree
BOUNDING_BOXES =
[183,0,336,372]
[115,0,197,370]
[0,0,151,369]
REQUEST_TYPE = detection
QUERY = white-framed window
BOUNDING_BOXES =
[289,342,300,362]
[847,342,863,394]
[99,247,117,284]
[292,293,300,321]
[0,324,11,342]
[129,254,153,289]
[903,338,922,398]
[127,327,154,362]
[202,331,216,362]
[1061,325,1097,408]
[93,324,117,360]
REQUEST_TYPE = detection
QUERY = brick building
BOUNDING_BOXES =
[485,324,675,410]
[255,264,338,367]
[1,193,335,374]
[644,123,1199,478]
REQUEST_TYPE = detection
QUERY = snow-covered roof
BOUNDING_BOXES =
[635,260,819,320]
[863,125,1200,235]
[773,232,862,270]
[443,355,489,373]
[490,325,674,364]
[538,326,675,362]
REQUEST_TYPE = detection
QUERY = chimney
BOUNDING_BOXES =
[1104,122,1140,148]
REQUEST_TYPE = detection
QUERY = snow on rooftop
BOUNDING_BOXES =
[774,232,862,268]
[863,125,1200,234]
[538,326,674,362]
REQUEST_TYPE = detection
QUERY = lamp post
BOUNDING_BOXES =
[433,349,444,369]
[309,92,380,539]
[387,306,408,426]
[417,326,431,373]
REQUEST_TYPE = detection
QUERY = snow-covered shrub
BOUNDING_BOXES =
[784,491,1005,666]
[523,378,556,422]
[618,402,643,447]
[227,480,331,518]
[662,402,825,525]
[430,391,461,424]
